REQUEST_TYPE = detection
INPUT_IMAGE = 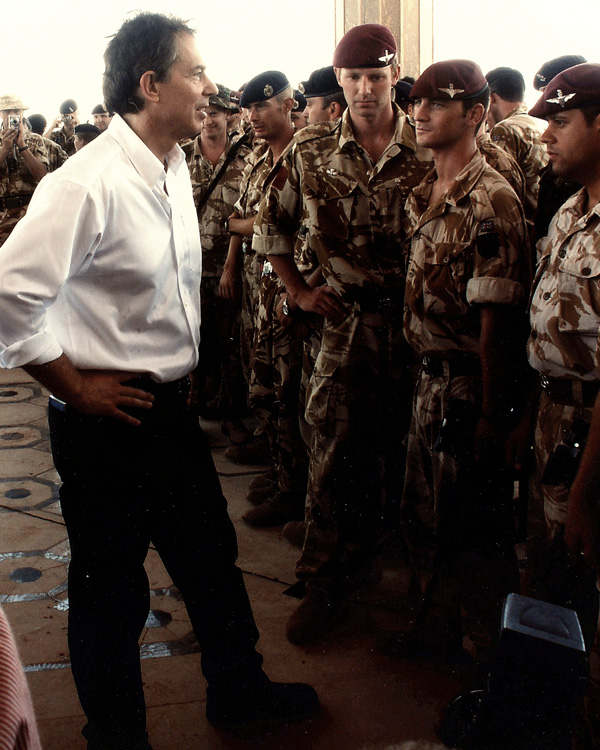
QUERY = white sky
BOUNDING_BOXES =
[4,0,600,123]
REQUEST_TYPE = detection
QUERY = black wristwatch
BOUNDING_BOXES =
[224,218,230,233]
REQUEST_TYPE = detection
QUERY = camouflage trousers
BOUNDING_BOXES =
[401,369,518,653]
[296,306,413,586]
[0,205,28,246]
[298,326,322,450]
[248,269,308,495]
[240,250,263,387]
[192,276,247,417]
[527,393,600,746]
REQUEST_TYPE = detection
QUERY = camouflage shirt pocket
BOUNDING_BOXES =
[303,169,357,240]
[557,254,600,335]
[423,241,471,316]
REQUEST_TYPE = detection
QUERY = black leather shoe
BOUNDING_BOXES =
[206,676,319,732]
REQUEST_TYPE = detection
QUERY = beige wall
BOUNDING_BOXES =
[334,0,433,79]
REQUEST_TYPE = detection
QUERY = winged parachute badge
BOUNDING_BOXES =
[378,49,394,64]
[438,83,465,99]
[264,84,274,97]
[546,90,576,108]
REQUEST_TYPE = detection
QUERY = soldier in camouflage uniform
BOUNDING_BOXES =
[254,25,431,644]
[45,99,79,157]
[378,61,528,663]
[526,64,600,748]
[185,84,251,441]
[477,130,525,204]
[531,56,588,245]
[0,95,49,246]
[220,72,296,472]
[232,73,311,526]
[486,67,548,230]
[277,65,348,547]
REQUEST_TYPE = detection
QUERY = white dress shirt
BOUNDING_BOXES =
[0,114,202,383]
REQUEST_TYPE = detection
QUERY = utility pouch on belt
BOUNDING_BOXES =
[541,418,589,487]
[433,398,479,461]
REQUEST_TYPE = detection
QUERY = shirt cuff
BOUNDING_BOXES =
[259,234,295,256]
[466,277,524,306]
[0,332,62,370]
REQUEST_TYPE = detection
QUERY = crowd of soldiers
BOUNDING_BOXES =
[2,19,600,746]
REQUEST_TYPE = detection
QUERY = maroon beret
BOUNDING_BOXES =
[410,60,488,101]
[333,24,397,69]
[529,63,600,119]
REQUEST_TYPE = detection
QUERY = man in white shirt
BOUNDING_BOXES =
[0,12,318,749]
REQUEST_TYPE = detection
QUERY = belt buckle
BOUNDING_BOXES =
[540,375,550,391]
[262,260,274,277]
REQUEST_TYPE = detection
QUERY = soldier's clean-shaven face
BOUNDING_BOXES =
[335,65,397,120]
[542,108,600,183]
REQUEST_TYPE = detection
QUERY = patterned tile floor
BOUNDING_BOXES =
[0,367,466,749]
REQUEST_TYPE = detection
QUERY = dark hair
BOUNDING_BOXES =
[462,87,491,133]
[322,91,347,112]
[581,105,600,126]
[485,67,525,102]
[103,12,195,116]
[27,113,47,135]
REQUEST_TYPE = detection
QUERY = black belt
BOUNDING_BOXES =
[540,375,600,408]
[49,376,191,413]
[350,287,403,314]
[124,376,191,401]
[421,355,481,378]
[0,193,32,210]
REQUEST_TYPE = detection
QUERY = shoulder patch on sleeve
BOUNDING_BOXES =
[476,221,500,259]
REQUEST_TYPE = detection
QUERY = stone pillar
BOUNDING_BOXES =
[334,0,433,79]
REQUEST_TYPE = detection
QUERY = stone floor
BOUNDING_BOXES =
[0,367,471,750]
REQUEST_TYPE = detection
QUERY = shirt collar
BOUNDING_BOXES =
[338,103,416,154]
[107,114,185,189]
[412,150,486,211]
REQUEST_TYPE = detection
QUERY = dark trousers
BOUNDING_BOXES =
[48,383,262,746]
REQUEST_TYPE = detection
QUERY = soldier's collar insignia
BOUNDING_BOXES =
[325,168,338,176]
[546,90,576,107]
[378,50,394,64]
[438,83,464,99]
[264,84,274,97]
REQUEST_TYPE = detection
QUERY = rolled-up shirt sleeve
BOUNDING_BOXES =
[0,177,101,369]
[253,154,300,258]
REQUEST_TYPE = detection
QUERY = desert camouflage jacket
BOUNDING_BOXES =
[404,150,527,358]
[49,128,76,157]
[253,105,431,300]
[187,133,251,276]
[490,106,548,224]
[234,141,272,245]
[0,132,50,196]
[528,190,600,380]
[43,137,69,172]
[478,132,525,204]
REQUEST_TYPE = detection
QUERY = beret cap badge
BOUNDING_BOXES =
[264,84,274,97]
[546,90,576,107]
[438,83,465,99]
[378,50,394,65]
